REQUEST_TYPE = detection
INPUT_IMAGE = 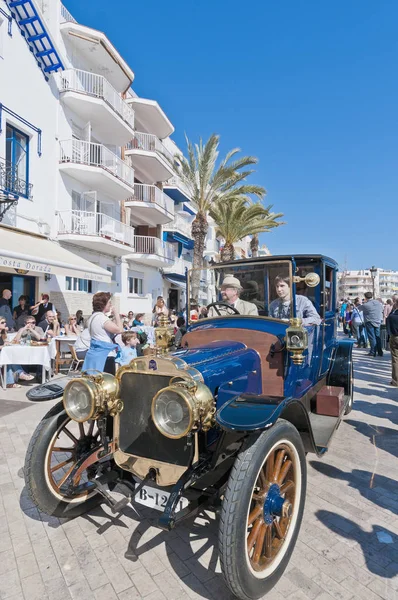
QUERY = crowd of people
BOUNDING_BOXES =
[339,293,398,386]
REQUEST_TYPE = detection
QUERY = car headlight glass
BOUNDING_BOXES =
[152,387,193,439]
[63,380,96,422]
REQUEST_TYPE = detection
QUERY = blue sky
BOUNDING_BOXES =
[65,0,397,270]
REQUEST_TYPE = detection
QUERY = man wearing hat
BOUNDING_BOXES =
[208,274,258,317]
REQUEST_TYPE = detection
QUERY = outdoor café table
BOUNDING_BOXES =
[0,343,51,389]
[53,336,77,374]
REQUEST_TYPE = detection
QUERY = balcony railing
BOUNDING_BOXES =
[60,3,77,23]
[59,69,135,130]
[133,235,174,260]
[58,210,135,247]
[59,139,135,188]
[126,132,174,164]
[164,175,191,199]
[164,213,192,238]
[0,157,32,198]
[127,184,174,217]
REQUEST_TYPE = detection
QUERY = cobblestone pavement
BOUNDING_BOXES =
[1,346,398,600]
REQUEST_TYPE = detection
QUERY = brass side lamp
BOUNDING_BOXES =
[154,314,175,356]
[285,318,308,365]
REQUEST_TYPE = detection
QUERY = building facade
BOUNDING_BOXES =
[0,0,197,319]
[338,268,398,302]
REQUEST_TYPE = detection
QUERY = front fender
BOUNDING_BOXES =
[216,394,320,454]
[216,394,290,431]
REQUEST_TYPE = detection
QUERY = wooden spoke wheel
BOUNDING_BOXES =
[45,416,100,500]
[25,401,103,519]
[219,420,307,600]
[246,444,296,572]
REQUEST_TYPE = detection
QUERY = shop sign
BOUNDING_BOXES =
[0,256,52,273]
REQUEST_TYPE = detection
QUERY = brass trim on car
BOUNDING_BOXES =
[113,355,204,486]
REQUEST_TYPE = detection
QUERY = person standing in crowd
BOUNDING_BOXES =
[13,295,30,330]
[82,292,124,375]
[339,299,348,332]
[384,299,393,324]
[351,298,366,348]
[362,292,384,357]
[345,303,353,338]
[387,301,398,387]
[38,310,60,338]
[152,297,169,325]
[31,294,55,325]
[0,318,34,387]
[0,289,15,330]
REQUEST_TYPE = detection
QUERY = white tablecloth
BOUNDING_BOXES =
[0,344,52,369]
[51,336,77,359]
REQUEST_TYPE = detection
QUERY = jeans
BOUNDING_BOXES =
[6,365,23,385]
[365,322,382,356]
[352,322,366,347]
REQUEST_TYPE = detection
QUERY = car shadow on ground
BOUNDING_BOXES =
[310,461,398,516]
[316,509,398,579]
[124,509,228,599]
[353,400,398,425]
[344,419,398,460]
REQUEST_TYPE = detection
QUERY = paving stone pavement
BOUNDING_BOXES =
[0,345,398,600]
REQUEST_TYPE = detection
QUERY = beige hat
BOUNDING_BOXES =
[221,274,242,290]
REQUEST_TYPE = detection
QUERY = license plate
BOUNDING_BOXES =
[135,485,189,513]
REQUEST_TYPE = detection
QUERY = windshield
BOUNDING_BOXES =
[188,260,293,322]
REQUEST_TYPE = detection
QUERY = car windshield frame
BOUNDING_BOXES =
[187,259,294,323]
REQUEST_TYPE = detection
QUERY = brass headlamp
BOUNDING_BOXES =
[63,371,122,423]
[285,318,308,365]
[151,379,215,439]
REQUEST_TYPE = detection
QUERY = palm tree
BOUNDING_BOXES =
[210,198,284,262]
[172,134,265,300]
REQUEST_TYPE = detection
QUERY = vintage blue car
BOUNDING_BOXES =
[25,255,353,600]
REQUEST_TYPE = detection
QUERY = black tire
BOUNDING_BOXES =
[219,419,306,600]
[24,401,102,518]
[344,361,354,415]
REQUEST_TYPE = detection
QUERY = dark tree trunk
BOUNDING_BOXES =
[191,211,208,301]
[221,243,235,262]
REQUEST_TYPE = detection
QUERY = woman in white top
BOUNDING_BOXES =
[83,292,125,375]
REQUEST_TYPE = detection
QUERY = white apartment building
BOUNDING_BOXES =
[338,268,398,302]
[0,0,196,318]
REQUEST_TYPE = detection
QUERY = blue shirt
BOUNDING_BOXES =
[269,295,322,326]
[115,346,137,366]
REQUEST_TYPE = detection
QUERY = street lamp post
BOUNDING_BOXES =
[369,265,377,298]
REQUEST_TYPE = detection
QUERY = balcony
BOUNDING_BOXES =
[125,133,174,183]
[58,69,135,145]
[0,157,32,200]
[60,22,134,92]
[163,175,192,204]
[59,139,135,201]
[126,97,174,139]
[163,255,192,276]
[57,210,135,256]
[125,184,174,226]
[163,213,193,240]
[126,236,174,268]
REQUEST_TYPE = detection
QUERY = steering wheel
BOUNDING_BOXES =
[206,302,240,316]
